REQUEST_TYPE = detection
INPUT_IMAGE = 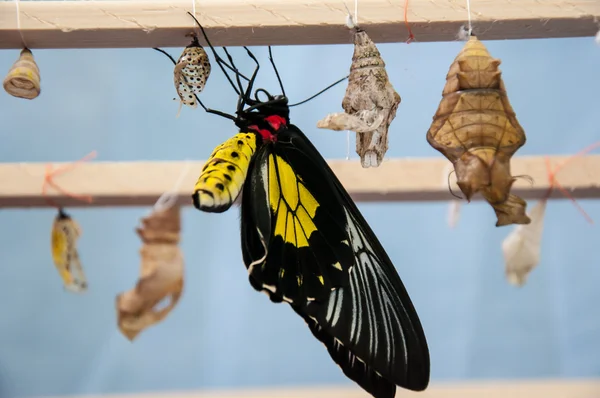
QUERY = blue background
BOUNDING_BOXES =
[0,22,599,398]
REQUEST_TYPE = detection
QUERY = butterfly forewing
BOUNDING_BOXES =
[241,124,430,396]
[242,140,353,304]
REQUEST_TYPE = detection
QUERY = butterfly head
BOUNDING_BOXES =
[236,89,290,137]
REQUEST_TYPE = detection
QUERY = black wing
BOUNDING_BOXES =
[240,125,430,397]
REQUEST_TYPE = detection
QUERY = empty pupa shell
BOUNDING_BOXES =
[317,27,400,168]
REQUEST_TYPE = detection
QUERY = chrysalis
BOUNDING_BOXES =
[317,26,400,168]
[442,163,462,228]
[3,48,41,100]
[174,34,211,115]
[502,200,547,286]
[426,36,530,227]
[116,204,184,341]
[51,208,88,293]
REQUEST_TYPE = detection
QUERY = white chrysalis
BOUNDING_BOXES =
[501,200,547,286]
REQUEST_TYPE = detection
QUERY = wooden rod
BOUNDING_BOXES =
[0,0,598,49]
[43,378,600,398]
[0,155,598,209]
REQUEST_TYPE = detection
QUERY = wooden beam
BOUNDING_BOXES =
[43,379,600,398]
[0,0,598,49]
[0,155,598,209]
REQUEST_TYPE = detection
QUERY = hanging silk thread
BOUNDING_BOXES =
[343,0,359,160]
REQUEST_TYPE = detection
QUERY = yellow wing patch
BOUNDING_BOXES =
[268,154,319,248]
[51,210,88,293]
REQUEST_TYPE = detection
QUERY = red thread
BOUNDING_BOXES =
[404,0,415,43]
[542,141,600,225]
[42,151,98,209]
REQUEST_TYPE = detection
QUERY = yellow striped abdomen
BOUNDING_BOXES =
[192,132,258,213]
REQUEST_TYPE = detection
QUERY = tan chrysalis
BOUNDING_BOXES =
[116,205,184,341]
[427,35,530,227]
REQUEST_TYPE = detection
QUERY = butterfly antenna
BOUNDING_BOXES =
[153,47,178,65]
[187,11,249,96]
[240,46,261,111]
[268,46,286,97]
[153,46,237,121]
[288,74,349,107]
[222,47,250,103]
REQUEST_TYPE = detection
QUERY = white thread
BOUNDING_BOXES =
[191,0,196,21]
[442,162,461,228]
[465,0,473,36]
[342,0,358,160]
[14,0,27,48]
[154,161,193,212]
[343,1,358,28]
[346,131,350,160]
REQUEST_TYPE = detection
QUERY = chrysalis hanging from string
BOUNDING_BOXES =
[426,35,530,227]
[51,208,87,293]
[442,162,462,228]
[3,0,40,100]
[317,7,400,168]
[116,163,190,341]
[502,143,599,286]
[3,48,41,100]
[173,33,212,117]
[44,151,97,293]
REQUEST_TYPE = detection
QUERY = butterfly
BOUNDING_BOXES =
[173,13,431,398]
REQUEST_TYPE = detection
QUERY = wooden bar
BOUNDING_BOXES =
[0,0,598,49]
[0,155,598,209]
[42,378,600,398]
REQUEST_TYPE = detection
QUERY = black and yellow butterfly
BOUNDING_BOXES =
[169,13,430,398]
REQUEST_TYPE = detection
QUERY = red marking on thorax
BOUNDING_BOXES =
[248,115,287,142]
[265,115,286,130]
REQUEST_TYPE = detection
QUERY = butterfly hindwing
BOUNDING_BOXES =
[241,124,430,395]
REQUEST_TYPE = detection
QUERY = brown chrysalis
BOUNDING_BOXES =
[116,205,184,341]
[426,35,530,227]
[317,26,400,168]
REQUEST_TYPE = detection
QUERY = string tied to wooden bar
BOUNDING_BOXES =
[115,160,189,341]
[42,151,98,209]
[457,0,474,40]
[153,160,193,213]
[44,151,97,294]
[541,141,600,224]
[403,0,415,43]
[342,0,359,160]
[3,0,42,100]
[501,141,599,286]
